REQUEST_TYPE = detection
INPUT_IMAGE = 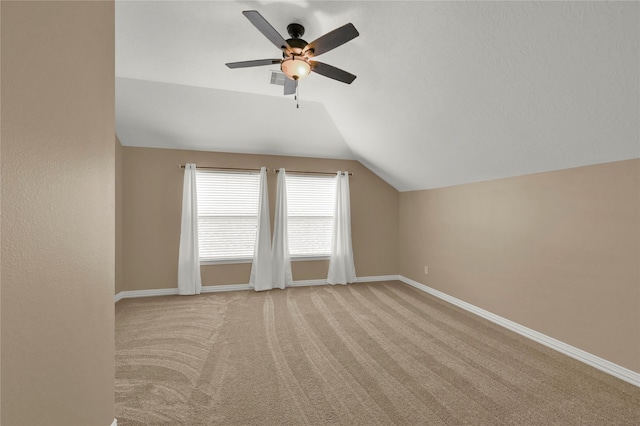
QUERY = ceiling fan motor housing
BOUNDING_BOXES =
[284,37,308,54]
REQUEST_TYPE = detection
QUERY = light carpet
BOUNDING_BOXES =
[115,281,639,425]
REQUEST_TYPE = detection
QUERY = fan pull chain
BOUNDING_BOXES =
[295,84,299,109]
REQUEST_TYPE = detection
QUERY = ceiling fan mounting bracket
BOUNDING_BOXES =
[287,23,305,39]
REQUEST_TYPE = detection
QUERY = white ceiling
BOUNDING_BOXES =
[116,1,639,191]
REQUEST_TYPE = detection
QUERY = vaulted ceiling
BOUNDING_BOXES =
[116,1,639,191]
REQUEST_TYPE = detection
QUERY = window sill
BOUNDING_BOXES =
[200,258,253,265]
[291,256,330,262]
[200,256,330,265]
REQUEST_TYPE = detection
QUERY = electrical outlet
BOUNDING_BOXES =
[424,266,429,275]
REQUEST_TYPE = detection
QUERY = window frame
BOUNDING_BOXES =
[195,170,260,265]
[285,173,336,261]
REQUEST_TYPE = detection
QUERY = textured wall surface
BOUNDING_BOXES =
[1,2,115,424]
[399,159,640,372]
[122,147,399,291]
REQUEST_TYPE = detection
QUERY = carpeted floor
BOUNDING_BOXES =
[115,281,640,425]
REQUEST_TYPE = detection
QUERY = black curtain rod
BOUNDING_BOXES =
[178,165,353,176]
[178,165,262,173]
[275,169,353,176]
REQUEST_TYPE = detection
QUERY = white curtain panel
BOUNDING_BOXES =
[177,163,202,295]
[272,169,293,289]
[250,167,273,291]
[327,172,356,285]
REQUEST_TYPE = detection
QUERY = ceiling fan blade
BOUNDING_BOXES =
[310,61,356,84]
[242,10,291,51]
[284,77,297,95]
[305,23,359,57]
[226,59,281,69]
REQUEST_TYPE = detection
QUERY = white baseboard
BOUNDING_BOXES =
[355,275,399,283]
[397,275,640,388]
[113,275,397,301]
[290,275,398,287]
[201,283,252,293]
[115,284,249,300]
[115,287,177,300]
[289,279,328,287]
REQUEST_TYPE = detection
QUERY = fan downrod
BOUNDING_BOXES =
[287,23,305,39]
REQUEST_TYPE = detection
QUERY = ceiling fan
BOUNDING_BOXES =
[226,10,359,96]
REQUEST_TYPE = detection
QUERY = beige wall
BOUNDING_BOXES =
[399,159,640,373]
[122,147,399,291]
[1,2,115,425]
[116,136,124,295]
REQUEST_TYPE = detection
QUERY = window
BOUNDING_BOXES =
[286,174,336,258]
[196,171,260,263]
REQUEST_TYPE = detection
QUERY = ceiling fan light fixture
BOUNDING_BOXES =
[281,56,311,80]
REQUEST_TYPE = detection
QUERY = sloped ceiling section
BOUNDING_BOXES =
[116,77,353,159]
[116,1,639,191]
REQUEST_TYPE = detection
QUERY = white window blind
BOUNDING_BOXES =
[195,170,260,262]
[286,174,336,258]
